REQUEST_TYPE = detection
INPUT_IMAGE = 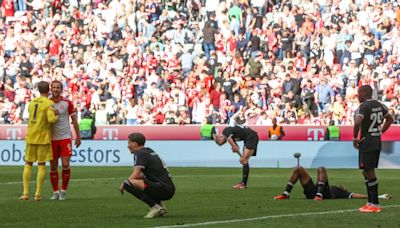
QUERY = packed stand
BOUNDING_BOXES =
[0,0,399,126]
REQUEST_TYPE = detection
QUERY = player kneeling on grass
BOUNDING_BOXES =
[119,133,175,218]
[274,166,391,201]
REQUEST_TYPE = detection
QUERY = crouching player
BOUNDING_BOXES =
[119,133,175,218]
[274,166,391,201]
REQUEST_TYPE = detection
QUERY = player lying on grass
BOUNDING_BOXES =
[274,166,391,201]
[119,133,175,218]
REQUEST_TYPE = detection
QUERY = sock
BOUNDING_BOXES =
[22,165,32,195]
[62,169,71,191]
[316,181,325,198]
[368,178,379,205]
[241,164,249,185]
[50,171,59,192]
[364,177,372,205]
[123,180,156,207]
[283,181,294,196]
[35,165,46,196]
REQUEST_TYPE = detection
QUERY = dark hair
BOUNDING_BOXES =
[128,132,146,146]
[38,81,50,94]
[359,85,373,97]
[51,80,63,89]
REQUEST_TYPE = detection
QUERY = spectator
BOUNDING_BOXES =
[79,112,96,140]
[315,78,335,114]
[268,117,285,140]
[324,120,340,141]
[0,0,398,127]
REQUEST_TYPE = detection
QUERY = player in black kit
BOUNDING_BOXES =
[213,111,259,189]
[119,133,175,218]
[273,166,392,201]
[353,85,393,213]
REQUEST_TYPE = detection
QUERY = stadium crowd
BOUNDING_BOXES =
[0,0,399,126]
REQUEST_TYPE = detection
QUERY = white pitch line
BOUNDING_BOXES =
[152,205,400,228]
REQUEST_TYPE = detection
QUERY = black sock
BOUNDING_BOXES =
[316,181,325,198]
[364,177,371,204]
[123,180,156,207]
[283,181,294,196]
[241,164,249,185]
[368,178,379,205]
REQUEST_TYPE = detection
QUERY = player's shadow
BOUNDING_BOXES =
[311,141,399,168]
[310,142,358,168]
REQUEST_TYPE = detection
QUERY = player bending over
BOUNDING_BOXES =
[119,133,175,218]
[274,166,391,201]
[213,110,259,189]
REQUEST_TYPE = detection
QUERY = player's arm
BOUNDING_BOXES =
[381,112,394,134]
[71,114,81,147]
[119,166,144,194]
[227,136,241,157]
[349,193,367,199]
[47,105,59,124]
[350,193,391,200]
[129,166,144,181]
[353,108,364,149]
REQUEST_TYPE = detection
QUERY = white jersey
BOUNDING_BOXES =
[51,98,76,140]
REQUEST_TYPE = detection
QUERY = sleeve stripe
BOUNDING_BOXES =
[348,193,353,199]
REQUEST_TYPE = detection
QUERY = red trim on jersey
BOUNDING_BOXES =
[53,97,76,116]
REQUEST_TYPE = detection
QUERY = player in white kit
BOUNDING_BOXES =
[49,80,81,200]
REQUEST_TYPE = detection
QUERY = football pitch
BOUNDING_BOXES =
[1,166,400,228]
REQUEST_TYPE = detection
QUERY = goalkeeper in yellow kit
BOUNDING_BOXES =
[20,81,59,201]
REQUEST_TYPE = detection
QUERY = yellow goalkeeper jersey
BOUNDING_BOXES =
[25,96,58,145]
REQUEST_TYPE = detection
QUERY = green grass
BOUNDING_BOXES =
[1,166,400,228]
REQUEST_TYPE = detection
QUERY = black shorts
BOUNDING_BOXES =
[244,132,259,156]
[302,179,332,199]
[359,150,380,169]
[144,179,175,201]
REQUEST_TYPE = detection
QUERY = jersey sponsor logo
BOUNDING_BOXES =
[307,128,324,141]
[6,128,22,140]
[102,128,119,140]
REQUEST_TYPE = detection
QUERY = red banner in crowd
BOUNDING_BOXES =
[0,125,399,141]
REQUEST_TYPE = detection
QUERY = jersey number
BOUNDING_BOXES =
[33,104,39,121]
[368,112,383,133]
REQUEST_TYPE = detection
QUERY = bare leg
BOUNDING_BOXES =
[316,166,328,183]
[289,166,311,186]
[315,166,328,198]
[277,166,311,197]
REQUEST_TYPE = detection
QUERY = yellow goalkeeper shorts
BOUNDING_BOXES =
[25,144,53,163]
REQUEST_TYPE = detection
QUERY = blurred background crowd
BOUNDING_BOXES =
[0,0,399,126]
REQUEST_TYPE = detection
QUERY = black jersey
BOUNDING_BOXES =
[355,99,389,151]
[222,126,256,142]
[222,126,259,151]
[134,147,175,188]
[329,186,352,199]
